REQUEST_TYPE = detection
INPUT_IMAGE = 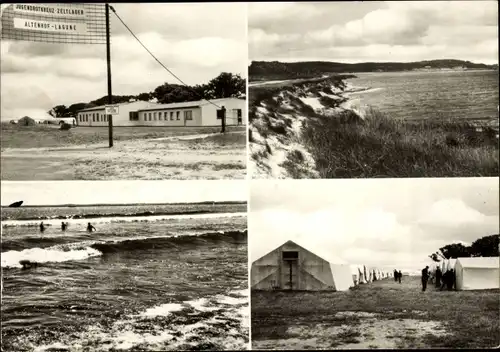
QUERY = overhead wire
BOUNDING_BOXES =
[109,5,224,109]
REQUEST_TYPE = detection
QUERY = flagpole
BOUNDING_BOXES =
[105,3,113,148]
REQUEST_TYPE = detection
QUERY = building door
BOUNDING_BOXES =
[282,251,299,290]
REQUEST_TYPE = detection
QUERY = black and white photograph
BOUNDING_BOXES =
[1,1,500,351]
[1,180,249,351]
[0,3,247,180]
[250,178,499,349]
[248,1,499,179]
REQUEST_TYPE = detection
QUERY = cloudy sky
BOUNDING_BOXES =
[1,180,247,206]
[249,1,498,64]
[250,178,499,273]
[0,3,247,120]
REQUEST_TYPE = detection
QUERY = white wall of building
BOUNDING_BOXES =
[77,101,159,127]
[138,107,202,127]
[199,98,246,126]
[76,98,247,127]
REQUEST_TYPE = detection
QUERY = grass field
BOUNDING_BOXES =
[0,123,245,149]
[1,124,246,180]
[251,277,500,349]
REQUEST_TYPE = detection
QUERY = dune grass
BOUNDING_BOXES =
[251,277,499,348]
[302,108,499,178]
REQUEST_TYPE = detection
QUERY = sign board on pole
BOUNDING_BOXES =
[105,105,119,115]
[1,3,106,44]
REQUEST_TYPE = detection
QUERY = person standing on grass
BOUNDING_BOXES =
[435,266,442,288]
[394,269,398,282]
[421,266,429,291]
[440,270,448,291]
[398,270,402,283]
[446,269,455,291]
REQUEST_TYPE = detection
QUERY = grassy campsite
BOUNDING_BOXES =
[251,275,499,349]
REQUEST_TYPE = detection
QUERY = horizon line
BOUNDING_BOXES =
[1,200,247,208]
[249,58,498,66]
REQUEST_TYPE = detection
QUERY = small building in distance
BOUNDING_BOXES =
[76,97,246,127]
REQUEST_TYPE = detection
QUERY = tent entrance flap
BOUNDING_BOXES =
[282,251,299,290]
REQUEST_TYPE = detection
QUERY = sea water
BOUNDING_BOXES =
[1,204,248,351]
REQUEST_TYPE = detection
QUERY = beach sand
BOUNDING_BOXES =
[1,131,246,180]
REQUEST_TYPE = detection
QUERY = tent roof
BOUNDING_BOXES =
[253,239,348,265]
[456,257,499,269]
[285,239,348,265]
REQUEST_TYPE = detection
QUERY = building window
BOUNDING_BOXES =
[176,111,180,120]
[129,112,139,121]
[153,112,157,121]
[148,113,152,121]
[86,114,88,122]
[170,112,174,120]
[184,110,193,120]
[235,109,243,124]
[158,112,162,121]
[92,113,95,122]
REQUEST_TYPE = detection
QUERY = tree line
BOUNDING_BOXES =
[429,234,499,261]
[48,72,246,118]
[249,59,497,81]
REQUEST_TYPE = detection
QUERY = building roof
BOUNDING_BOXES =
[78,100,158,113]
[456,257,499,269]
[137,97,243,112]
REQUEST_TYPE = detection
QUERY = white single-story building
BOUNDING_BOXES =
[76,97,246,127]
[77,100,159,127]
[136,97,246,127]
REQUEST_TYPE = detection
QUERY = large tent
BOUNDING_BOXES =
[251,239,354,291]
[350,264,362,285]
[358,266,367,284]
[454,257,500,290]
[441,259,447,274]
[447,259,457,272]
[363,265,370,283]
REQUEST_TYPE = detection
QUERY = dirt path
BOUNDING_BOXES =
[1,132,246,180]
[252,310,450,350]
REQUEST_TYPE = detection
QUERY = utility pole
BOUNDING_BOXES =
[105,3,113,147]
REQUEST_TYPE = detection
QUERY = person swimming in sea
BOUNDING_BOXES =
[40,222,45,233]
[87,222,96,232]
[61,222,68,231]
